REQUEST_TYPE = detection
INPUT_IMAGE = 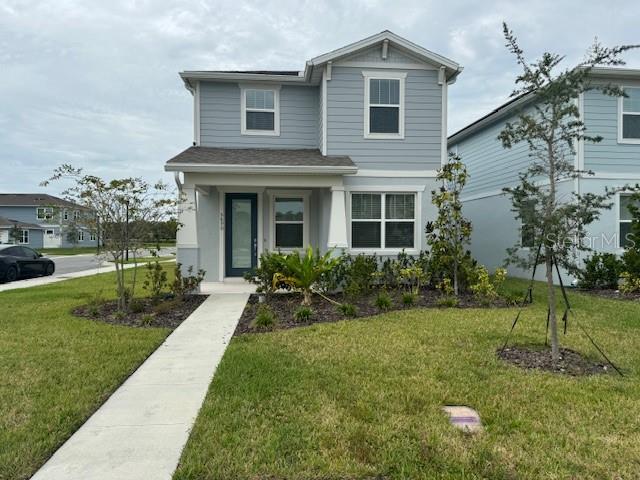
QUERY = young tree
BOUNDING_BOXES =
[65,222,81,248]
[42,165,177,312]
[8,225,21,245]
[426,152,473,296]
[499,23,637,362]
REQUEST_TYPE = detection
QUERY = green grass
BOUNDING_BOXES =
[40,246,98,255]
[0,268,171,480]
[174,279,640,479]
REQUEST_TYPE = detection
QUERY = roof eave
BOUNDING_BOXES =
[179,71,308,87]
[164,163,358,175]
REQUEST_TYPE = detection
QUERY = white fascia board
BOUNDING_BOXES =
[180,71,307,86]
[164,163,358,175]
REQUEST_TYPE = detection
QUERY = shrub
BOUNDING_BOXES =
[436,296,459,308]
[272,247,340,305]
[374,291,392,311]
[152,299,180,315]
[140,314,154,326]
[252,304,276,328]
[343,254,378,298]
[130,299,145,313]
[143,251,168,300]
[620,272,640,294]
[88,305,100,317]
[337,303,357,317]
[399,265,428,296]
[402,292,416,305]
[244,251,287,296]
[436,277,455,297]
[577,253,623,289]
[171,263,205,300]
[469,266,508,305]
[379,250,415,290]
[113,310,125,321]
[294,305,313,322]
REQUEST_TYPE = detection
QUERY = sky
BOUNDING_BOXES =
[2,0,639,194]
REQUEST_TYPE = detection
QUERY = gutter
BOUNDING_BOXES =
[164,163,358,175]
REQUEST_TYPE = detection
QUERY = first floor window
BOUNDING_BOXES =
[20,230,29,244]
[621,87,640,141]
[619,194,640,247]
[351,192,415,249]
[78,230,85,241]
[274,197,304,249]
[242,88,279,135]
[90,232,97,241]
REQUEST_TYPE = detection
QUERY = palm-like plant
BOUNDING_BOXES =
[272,247,339,305]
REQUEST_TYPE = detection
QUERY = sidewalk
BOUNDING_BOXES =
[31,293,248,480]
[0,260,175,293]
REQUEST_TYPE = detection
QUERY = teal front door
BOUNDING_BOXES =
[225,193,258,277]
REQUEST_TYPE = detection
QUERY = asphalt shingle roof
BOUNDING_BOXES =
[0,193,80,208]
[165,147,355,168]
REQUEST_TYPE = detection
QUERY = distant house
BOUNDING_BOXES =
[0,194,97,249]
[165,30,462,283]
[448,67,640,283]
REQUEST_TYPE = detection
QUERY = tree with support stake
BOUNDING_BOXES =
[499,23,637,363]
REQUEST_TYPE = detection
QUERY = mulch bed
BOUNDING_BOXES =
[73,294,208,329]
[577,288,640,302]
[497,345,611,376]
[236,289,515,335]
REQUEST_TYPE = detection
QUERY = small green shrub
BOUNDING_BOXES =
[130,299,145,314]
[140,314,154,326]
[374,291,392,311]
[436,277,455,297]
[469,266,507,305]
[171,264,206,300]
[88,305,100,317]
[401,292,416,305]
[244,251,288,295]
[620,272,640,294]
[152,299,179,315]
[253,304,277,328]
[143,251,168,301]
[343,254,378,298]
[294,305,313,322]
[113,310,126,321]
[399,265,428,296]
[436,296,459,308]
[577,253,623,289]
[337,303,357,317]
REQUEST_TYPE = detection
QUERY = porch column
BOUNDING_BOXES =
[327,186,348,249]
[176,186,199,272]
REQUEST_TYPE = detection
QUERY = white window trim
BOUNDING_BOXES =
[19,229,29,244]
[63,209,69,221]
[90,232,97,241]
[617,191,637,249]
[240,84,281,136]
[362,70,406,140]
[78,230,85,241]
[347,190,420,255]
[268,190,310,252]
[73,210,80,221]
[618,86,640,144]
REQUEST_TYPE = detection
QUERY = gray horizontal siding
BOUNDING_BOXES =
[452,119,532,196]
[326,66,442,170]
[199,82,319,149]
[584,87,640,173]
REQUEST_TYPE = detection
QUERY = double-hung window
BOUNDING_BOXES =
[619,194,640,247]
[20,230,29,244]
[78,230,85,242]
[90,232,97,241]
[351,192,416,250]
[37,207,53,220]
[363,72,406,139]
[620,87,640,142]
[520,200,536,248]
[241,87,280,135]
[272,195,307,250]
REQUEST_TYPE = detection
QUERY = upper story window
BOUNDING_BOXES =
[63,209,69,220]
[241,87,280,136]
[363,71,406,139]
[73,210,80,221]
[36,207,53,220]
[620,87,640,143]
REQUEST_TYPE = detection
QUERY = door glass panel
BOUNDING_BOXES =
[231,199,252,269]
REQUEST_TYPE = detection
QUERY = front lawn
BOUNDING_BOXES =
[175,279,640,479]
[0,269,171,480]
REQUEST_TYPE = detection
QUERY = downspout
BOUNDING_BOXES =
[438,66,448,166]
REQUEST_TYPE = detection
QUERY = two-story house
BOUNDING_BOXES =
[165,31,462,283]
[448,67,640,283]
[0,194,98,249]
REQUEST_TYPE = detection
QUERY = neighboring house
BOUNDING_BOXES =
[448,67,640,283]
[165,30,462,283]
[0,194,98,249]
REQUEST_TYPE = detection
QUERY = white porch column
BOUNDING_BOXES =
[327,186,348,249]
[177,186,198,247]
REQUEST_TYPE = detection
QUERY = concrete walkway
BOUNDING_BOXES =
[31,293,249,480]
[0,260,175,293]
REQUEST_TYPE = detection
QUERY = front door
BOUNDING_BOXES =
[225,193,258,277]
[43,229,59,248]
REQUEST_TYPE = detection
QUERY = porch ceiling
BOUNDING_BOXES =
[165,147,357,175]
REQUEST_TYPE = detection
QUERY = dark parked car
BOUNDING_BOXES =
[0,245,55,283]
